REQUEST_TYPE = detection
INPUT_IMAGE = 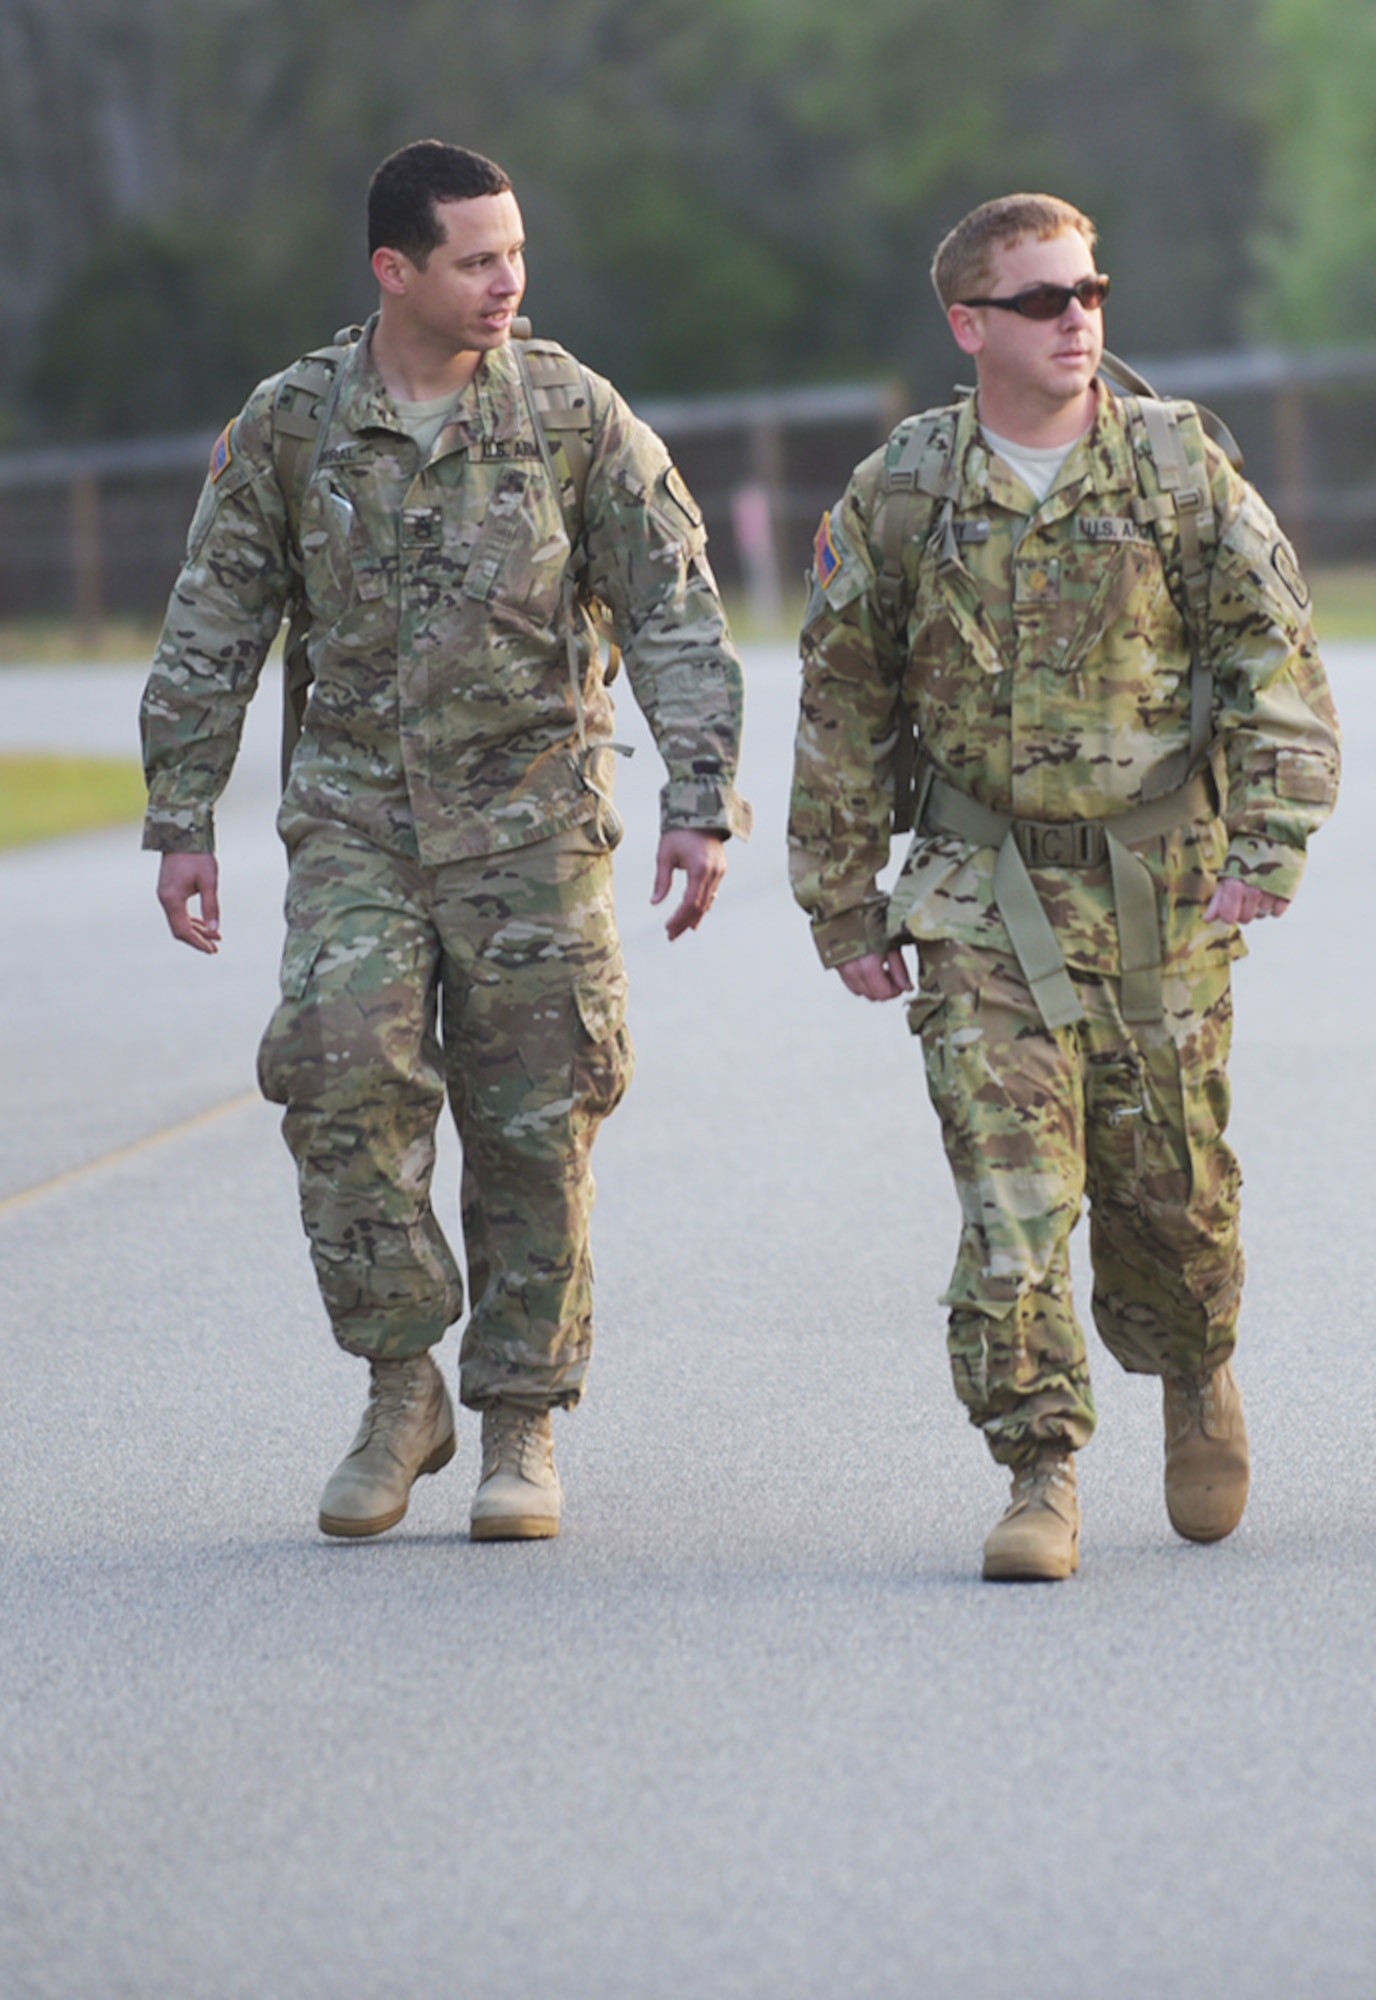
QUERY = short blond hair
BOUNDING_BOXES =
[931,194,1098,308]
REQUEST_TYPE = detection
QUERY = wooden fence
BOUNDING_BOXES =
[1,347,1373,638]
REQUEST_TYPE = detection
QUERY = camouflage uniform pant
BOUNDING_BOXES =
[909,939,1244,1467]
[257,822,633,1409]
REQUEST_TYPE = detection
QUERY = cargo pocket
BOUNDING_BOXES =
[1174,985,1239,1224]
[1087,1050,1150,1201]
[572,969,634,1119]
[256,932,324,1104]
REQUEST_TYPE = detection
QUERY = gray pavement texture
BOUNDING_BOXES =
[1,641,1374,2000]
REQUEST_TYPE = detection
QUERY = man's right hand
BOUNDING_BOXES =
[157,852,222,954]
[837,947,912,1002]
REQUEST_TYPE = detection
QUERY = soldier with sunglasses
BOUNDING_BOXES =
[789,193,1339,1580]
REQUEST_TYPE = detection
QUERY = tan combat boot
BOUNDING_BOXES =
[470,1403,562,1541]
[318,1353,456,1538]
[982,1448,1080,1582]
[1163,1360,1250,1542]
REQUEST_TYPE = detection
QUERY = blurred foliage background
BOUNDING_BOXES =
[2,0,1374,446]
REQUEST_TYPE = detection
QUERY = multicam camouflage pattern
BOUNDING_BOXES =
[912,939,1243,1467]
[141,321,750,861]
[789,381,1337,1466]
[143,320,747,1390]
[257,823,631,1408]
[789,387,1339,971]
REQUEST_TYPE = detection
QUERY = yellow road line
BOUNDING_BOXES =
[0,1090,262,1219]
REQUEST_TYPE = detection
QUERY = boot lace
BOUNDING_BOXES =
[353,1359,429,1452]
[1010,1453,1076,1518]
[1165,1367,1224,1444]
[482,1405,553,1483]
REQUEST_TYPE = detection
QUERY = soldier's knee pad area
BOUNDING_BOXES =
[913,947,1243,1381]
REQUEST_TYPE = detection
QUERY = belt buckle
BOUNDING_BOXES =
[1035,822,1075,867]
[1021,821,1102,868]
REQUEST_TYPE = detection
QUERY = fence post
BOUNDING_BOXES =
[738,414,786,628]
[1273,384,1310,567]
[71,470,104,649]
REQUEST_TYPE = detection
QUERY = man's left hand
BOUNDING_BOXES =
[651,830,727,940]
[1206,878,1291,925]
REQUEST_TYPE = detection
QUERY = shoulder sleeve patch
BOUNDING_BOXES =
[809,501,870,614]
[208,422,234,484]
[815,510,842,589]
[663,464,703,528]
[1271,537,1311,610]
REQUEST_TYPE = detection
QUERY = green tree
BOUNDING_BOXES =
[1249,0,1376,342]
[2,0,1301,438]
[25,220,278,437]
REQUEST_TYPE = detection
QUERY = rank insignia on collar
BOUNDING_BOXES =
[208,423,233,483]
[815,510,842,587]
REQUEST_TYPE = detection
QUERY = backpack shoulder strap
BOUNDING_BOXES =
[1118,389,1219,772]
[269,327,360,788]
[872,403,963,834]
[512,332,596,538]
[510,333,621,773]
[874,403,962,633]
[271,326,362,545]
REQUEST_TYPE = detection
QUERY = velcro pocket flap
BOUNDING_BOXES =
[1275,747,1335,804]
[573,972,627,1044]
[278,931,323,999]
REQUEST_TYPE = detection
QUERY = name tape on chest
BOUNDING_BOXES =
[472,438,543,463]
[1077,515,1152,544]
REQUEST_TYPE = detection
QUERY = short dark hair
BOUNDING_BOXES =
[367,141,512,264]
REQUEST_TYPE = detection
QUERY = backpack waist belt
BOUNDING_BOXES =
[918,767,1215,1031]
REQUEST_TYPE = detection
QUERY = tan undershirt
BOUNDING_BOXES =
[980,425,1075,505]
[393,390,464,463]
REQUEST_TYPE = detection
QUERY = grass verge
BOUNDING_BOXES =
[0,753,146,851]
[1309,568,1376,642]
[0,619,163,664]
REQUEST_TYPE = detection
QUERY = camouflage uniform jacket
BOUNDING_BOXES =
[789,386,1339,973]
[141,324,752,863]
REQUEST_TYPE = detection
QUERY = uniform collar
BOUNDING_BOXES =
[333,319,525,446]
[953,382,1138,514]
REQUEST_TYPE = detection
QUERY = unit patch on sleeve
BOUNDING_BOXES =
[1271,537,1311,609]
[814,510,842,588]
[208,423,234,484]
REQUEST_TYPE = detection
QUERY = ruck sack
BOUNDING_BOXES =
[877,349,1243,835]
[267,320,598,787]
[871,353,1245,1032]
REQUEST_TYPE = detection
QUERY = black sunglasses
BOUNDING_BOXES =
[959,275,1111,320]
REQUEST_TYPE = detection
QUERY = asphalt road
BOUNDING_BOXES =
[2,641,1373,2000]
